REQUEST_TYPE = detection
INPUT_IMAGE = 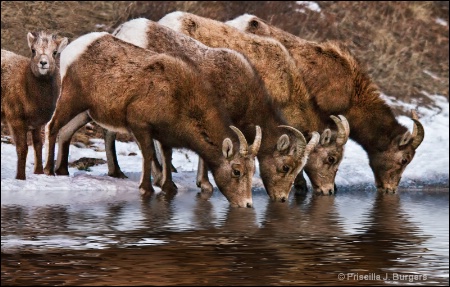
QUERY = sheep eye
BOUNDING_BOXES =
[401,158,408,165]
[250,20,259,28]
[233,169,241,177]
[282,165,289,173]
[53,50,57,56]
[328,156,336,164]
[31,49,36,55]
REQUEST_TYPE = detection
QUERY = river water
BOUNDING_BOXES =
[1,186,448,286]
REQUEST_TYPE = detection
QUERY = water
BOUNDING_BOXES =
[1,186,449,286]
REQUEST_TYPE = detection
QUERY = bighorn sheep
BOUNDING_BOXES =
[52,18,318,202]
[1,31,68,180]
[227,14,425,193]
[43,32,261,207]
[158,11,349,195]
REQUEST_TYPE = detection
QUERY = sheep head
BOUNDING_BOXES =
[212,125,261,208]
[369,110,424,193]
[27,31,68,77]
[258,126,319,202]
[304,115,350,195]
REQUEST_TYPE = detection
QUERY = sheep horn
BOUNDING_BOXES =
[305,131,320,156]
[278,125,306,159]
[411,110,424,150]
[330,115,348,146]
[338,115,350,139]
[230,125,249,156]
[250,125,262,156]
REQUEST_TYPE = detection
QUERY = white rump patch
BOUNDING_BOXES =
[225,14,255,31]
[158,11,186,32]
[113,18,149,48]
[60,32,109,81]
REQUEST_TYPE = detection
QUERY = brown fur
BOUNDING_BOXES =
[160,12,348,195]
[1,31,68,180]
[228,14,425,192]
[43,33,259,207]
[109,18,320,202]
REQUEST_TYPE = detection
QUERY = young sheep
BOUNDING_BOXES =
[158,11,349,195]
[227,14,425,193]
[43,32,261,208]
[1,31,68,180]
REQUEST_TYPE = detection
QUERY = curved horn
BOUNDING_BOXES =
[338,115,350,139]
[411,110,424,150]
[278,125,306,159]
[250,125,262,156]
[305,131,320,156]
[230,125,249,156]
[330,115,348,146]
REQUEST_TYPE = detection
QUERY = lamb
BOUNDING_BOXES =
[52,18,319,202]
[1,31,68,180]
[226,14,425,193]
[43,32,261,208]
[158,11,349,195]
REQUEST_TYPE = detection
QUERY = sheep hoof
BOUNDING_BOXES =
[108,170,128,179]
[139,184,155,197]
[55,167,69,176]
[44,167,55,176]
[161,180,178,194]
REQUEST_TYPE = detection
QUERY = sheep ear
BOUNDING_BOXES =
[222,138,234,159]
[277,134,290,152]
[320,129,332,146]
[186,18,198,33]
[250,19,259,28]
[57,37,69,53]
[399,131,412,147]
[27,32,36,49]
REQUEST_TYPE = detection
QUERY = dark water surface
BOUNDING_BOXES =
[1,187,449,286]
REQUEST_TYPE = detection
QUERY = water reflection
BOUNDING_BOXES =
[1,188,448,286]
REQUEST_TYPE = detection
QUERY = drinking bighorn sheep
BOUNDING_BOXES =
[159,11,349,195]
[227,14,425,193]
[1,31,68,180]
[43,32,261,207]
[53,19,318,202]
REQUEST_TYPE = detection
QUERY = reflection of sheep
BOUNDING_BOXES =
[227,14,425,193]
[159,11,349,195]
[1,31,68,180]
[43,32,261,207]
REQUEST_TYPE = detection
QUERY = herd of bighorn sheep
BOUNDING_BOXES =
[1,11,424,207]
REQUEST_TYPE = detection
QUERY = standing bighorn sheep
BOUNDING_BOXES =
[1,31,68,180]
[158,11,349,195]
[52,18,318,202]
[43,32,261,207]
[227,14,425,193]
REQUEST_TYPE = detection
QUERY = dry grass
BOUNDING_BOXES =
[1,1,448,142]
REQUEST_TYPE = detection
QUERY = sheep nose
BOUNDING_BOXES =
[281,197,287,203]
[246,202,252,208]
[40,60,47,66]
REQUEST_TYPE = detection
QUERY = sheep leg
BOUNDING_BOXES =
[44,104,88,176]
[151,140,164,187]
[9,121,28,180]
[196,157,214,199]
[31,126,44,175]
[103,129,127,178]
[131,128,156,197]
[159,143,178,194]
[293,169,309,194]
[55,112,91,176]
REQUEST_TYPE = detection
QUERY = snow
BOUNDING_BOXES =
[296,1,321,13]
